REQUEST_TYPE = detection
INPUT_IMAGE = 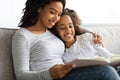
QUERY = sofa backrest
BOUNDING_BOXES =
[85,26,120,55]
[0,28,17,80]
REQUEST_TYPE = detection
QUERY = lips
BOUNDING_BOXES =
[64,33,73,38]
[48,20,56,26]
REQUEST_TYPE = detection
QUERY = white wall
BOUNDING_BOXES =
[66,0,120,24]
[0,0,120,28]
[0,0,26,28]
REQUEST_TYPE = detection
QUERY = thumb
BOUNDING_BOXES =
[63,64,74,70]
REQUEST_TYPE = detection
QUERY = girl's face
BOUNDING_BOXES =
[37,2,63,29]
[56,15,75,44]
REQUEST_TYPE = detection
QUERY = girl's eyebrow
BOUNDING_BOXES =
[57,22,73,27]
[57,24,65,27]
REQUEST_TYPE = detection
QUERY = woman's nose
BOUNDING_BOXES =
[53,15,60,22]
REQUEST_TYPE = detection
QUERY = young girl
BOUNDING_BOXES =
[50,8,115,63]
[50,8,120,80]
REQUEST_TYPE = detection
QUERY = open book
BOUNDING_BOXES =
[67,55,120,68]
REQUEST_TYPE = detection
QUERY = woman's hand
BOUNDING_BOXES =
[49,64,73,79]
[91,32,104,47]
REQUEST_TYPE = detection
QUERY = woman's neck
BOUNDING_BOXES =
[26,23,46,34]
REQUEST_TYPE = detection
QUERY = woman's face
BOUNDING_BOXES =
[56,15,75,43]
[38,2,63,28]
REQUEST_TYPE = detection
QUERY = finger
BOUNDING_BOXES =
[51,64,73,78]
[94,40,102,44]
[91,33,96,38]
[49,64,65,79]
[93,33,100,39]
[94,36,102,42]
[96,34,101,39]
[62,64,73,71]
[60,64,73,76]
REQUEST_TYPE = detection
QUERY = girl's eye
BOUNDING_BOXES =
[59,26,65,30]
[60,27,65,30]
[69,25,73,28]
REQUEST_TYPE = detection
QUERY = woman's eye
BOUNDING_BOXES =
[58,13,62,16]
[50,11,55,14]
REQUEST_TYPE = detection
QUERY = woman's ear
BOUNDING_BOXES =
[38,8,41,13]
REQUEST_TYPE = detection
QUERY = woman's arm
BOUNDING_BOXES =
[12,33,52,80]
[12,32,73,80]
[91,32,104,47]
[77,27,104,47]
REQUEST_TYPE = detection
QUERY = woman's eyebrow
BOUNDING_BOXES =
[50,8,57,12]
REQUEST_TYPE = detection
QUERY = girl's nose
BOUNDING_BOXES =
[66,27,71,33]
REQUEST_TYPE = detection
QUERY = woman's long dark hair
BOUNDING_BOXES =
[18,0,66,28]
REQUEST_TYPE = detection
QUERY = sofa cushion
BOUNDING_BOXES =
[0,28,17,80]
[85,26,120,55]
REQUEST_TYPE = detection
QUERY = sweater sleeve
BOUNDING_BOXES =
[12,33,53,80]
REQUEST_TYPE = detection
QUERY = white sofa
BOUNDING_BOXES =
[85,26,120,55]
[0,26,120,80]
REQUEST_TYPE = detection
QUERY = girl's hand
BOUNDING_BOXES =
[49,64,73,79]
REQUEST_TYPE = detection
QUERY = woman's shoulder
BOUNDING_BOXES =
[15,28,32,35]
[13,28,35,41]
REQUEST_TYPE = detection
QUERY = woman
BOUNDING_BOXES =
[50,8,120,80]
[12,0,104,80]
[12,0,67,80]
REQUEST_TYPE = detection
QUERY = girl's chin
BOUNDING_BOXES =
[47,26,53,29]
[65,39,74,42]
[65,37,74,40]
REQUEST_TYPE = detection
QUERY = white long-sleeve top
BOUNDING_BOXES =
[62,33,113,63]
[12,28,65,80]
